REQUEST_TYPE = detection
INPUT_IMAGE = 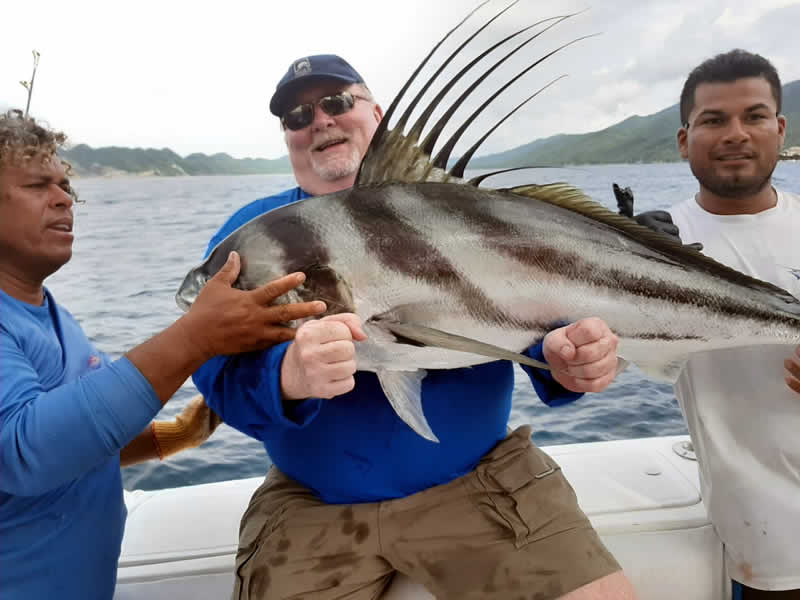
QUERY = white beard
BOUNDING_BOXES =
[311,147,361,181]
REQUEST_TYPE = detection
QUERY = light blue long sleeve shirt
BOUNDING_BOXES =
[0,287,162,599]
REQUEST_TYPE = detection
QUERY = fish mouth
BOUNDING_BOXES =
[313,137,348,152]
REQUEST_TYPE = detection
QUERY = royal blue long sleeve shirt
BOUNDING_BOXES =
[193,187,582,504]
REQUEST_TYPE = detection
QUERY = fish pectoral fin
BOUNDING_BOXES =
[376,368,439,443]
[373,319,550,370]
[616,357,630,375]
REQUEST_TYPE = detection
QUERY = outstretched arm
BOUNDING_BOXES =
[128,252,325,405]
[0,253,324,495]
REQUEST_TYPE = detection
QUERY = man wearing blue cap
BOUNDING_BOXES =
[192,55,638,599]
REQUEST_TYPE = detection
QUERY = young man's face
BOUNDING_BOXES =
[0,155,75,285]
[283,81,383,196]
[677,76,786,200]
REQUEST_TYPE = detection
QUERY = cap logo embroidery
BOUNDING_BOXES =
[293,58,312,77]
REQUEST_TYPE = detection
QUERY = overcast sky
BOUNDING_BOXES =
[2,0,799,160]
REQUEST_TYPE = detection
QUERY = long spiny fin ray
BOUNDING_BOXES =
[434,33,595,171]
[509,182,800,310]
[467,165,558,187]
[379,2,530,184]
[409,15,566,151]
[419,15,574,169]
[397,0,522,139]
[450,76,566,177]
[356,0,490,186]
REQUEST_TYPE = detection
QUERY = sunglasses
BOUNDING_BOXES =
[281,91,370,131]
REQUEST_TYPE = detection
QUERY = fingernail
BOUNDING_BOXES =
[296,272,306,282]
[560,345,571,358]
[228,251,235,260]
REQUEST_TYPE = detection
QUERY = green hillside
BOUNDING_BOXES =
[61,79,800,175]
[62,144,291,177]
[471,79,800,168]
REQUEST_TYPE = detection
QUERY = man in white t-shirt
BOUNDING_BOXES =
[670,49,800,600]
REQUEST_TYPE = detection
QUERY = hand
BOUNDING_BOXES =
[786,346,800,395]
[179,251,327,360]
[150,394,223,459]
[543,317,619,393]
[280,313,367,401]
[612,182,701,249]
[171,394,222,449]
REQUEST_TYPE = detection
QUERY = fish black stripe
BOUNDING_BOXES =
[251,205,353,314]
[415,183,799,329]
[344,186,532,329]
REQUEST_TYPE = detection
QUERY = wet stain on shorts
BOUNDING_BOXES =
[340,506,370,543]
[420,558,446,582]
[354,523,370,543]
[308,526,329,551]
[248,565,270,597]
[269,555,288,567]
[312,552,361,572]
[324,572,344,588]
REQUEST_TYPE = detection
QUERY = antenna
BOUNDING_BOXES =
[19,50,40,118]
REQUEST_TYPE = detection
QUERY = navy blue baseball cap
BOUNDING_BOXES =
[269,54,365,117]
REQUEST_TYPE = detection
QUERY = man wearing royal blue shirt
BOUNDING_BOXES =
[0,109,325,599]
[194,55,638,600]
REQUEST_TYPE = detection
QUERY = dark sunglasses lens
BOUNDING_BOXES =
[319,93,355,117]
[283,104,313,131]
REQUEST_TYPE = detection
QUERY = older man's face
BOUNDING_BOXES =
[283,81,383,196]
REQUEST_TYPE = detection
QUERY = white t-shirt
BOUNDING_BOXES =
[670,188,800,591]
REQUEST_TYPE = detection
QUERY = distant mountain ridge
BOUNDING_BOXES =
[63,144,290,177]
[470,79,800,168]
[63,79,800,176]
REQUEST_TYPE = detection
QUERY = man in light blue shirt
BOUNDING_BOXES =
[0,109,325,599]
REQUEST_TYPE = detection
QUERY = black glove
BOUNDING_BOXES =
[612,183,703,251]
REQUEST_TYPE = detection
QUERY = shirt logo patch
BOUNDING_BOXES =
[293,58,312,77]
[88,355,101,369]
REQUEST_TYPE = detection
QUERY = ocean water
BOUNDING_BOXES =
[45,161,800,491]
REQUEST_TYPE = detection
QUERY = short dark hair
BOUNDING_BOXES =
[679,49,782,126]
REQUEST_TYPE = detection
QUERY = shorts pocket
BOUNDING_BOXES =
[474,443,586,549]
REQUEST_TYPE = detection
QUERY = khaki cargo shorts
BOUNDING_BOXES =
[233,426,619,600]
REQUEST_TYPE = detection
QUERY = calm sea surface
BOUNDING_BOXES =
[46,161,800,491]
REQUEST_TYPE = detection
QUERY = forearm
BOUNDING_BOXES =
[0,358,160,495]
[120,426,160,467]
[125,315,211,406]
[193,343,322,437]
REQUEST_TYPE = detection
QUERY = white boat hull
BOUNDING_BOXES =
[115,435,728,599]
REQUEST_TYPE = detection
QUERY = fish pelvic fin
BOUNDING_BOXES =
[374,319,550,370]
[509,182,800,310]
[376,368,439,443]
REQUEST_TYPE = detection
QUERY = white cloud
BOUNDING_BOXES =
[2,0,798,160]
